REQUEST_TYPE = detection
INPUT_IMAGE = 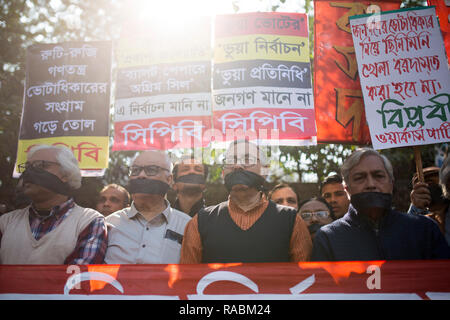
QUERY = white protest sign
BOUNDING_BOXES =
[350,6,450,150]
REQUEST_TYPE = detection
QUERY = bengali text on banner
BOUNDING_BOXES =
[14,41,112,177]
[213,12,316,146]
[0,261,449,300]
[350,6,450,150]
[112,17,212,151]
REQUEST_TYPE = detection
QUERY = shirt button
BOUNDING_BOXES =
[146,227,149,231]
[142,244,146,248]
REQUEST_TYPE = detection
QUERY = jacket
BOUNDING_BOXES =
[311,204,450,261]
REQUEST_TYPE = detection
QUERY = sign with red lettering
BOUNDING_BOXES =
[112,17,212,151]
[350,6,450,149]
[0,261,449,300]
[313,0,400,144]
[213,12,316,146]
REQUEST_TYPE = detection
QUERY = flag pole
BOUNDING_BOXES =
[413,146,424,183]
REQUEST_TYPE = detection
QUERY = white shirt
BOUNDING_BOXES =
[105,201,191,264]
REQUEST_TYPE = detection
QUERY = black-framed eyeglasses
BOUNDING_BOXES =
[223,154,260,168]
[128,165,170,177]
[18,160,61,173]
[300,210,330,221]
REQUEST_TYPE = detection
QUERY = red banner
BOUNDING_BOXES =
[1,260,449,299]
[113,115,211,151]
[428,0,450,65]
[213,12,317,147]
[314,0,401,144]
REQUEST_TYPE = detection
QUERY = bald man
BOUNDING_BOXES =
[105,151,191,264]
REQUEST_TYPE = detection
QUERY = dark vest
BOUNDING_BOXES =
[198,200,296,263]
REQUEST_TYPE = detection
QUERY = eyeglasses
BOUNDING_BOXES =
[18,160,61,173]
[300,210,330,221]
[128,165,170,177]
[223,155,259,168]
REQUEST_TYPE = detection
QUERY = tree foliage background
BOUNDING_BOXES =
[0,0,442,212]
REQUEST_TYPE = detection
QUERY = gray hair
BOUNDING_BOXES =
[341,148,394,185]
[439,156,450,198]
[130,150,173,173]
[226,139,269,166]
[27,144,82,189]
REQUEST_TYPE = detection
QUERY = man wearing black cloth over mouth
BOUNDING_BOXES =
[180,139,312,263]
[172,155,208,217]
[311,147,450,261]
[105,150,191,264]
[0,144,107,264]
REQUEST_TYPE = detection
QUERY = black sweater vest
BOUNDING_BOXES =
[198,200,296,263]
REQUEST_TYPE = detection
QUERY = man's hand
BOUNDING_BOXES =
[410,182,431,209]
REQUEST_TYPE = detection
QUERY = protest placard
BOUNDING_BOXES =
[213,12,316,146]
[350,6,450,150]
[112,17,212,150]
[14,41,112,177]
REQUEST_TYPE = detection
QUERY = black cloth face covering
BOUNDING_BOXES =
[224,169,266,192]
[21,166,72,196]
[128,178,170,196]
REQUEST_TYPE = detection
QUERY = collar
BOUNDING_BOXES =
[29,197,75,220]
[127,199,172,223]
[347,204,392,230]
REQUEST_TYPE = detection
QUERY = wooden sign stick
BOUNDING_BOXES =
[413,146,424,183]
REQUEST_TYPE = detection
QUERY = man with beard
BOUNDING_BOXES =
[0,145,107,264]
[105,150,191,264]
[172,156,208,217]
[180,139,312,263]
[311,148,450,261]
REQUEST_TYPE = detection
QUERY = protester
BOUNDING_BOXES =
[268,183,299,211]
[438,157,450,245]
[408,166,447,215]
[105,150,191,264]
[311,147,450,261]
[320,173,350,219]
[172,155,208,217]
[298,197,334,239]
[95,183,130,217]
[408,164,450,245]
[180,139,312,263]
[0,145,107,264]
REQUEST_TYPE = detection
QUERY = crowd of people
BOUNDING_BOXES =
[0,139,449,265]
